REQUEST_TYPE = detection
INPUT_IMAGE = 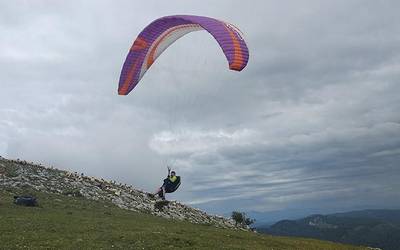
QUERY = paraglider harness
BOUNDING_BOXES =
[163,175,181,193]
[157,167,181,199]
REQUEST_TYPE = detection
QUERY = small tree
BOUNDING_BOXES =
[231,211,255,226]
[231,211,244,225]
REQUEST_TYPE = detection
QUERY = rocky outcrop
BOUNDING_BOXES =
[0,156,246,230]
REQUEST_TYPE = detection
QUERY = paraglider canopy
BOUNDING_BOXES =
[118,15,249,95]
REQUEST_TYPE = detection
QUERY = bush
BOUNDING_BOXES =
[231,211,255,227]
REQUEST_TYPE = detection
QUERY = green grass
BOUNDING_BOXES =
[0,189,368,250]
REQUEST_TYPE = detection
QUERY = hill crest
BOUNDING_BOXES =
[0,156,245,230]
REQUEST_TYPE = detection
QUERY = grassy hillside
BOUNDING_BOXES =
[0,189,369,250]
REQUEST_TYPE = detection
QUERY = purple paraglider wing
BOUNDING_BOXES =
[118,15,249,95]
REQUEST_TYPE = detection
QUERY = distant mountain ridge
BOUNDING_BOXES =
[332,209,400,225]
[259,209,400,250]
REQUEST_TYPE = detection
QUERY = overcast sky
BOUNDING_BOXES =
[1,0,400,221]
